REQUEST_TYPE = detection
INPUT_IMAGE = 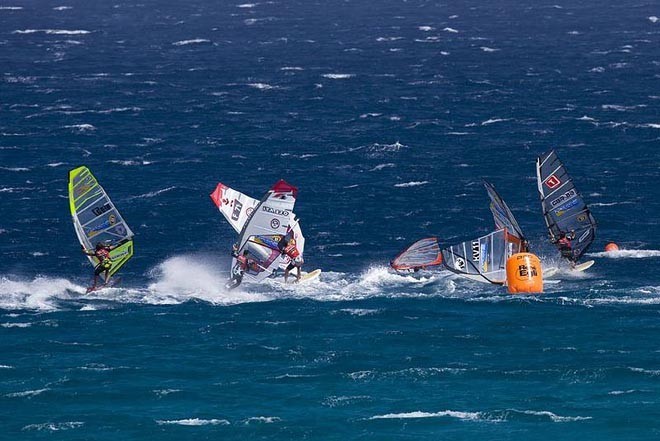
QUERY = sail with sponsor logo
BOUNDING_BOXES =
[68,166,134,282]
[483,180,525,241]
[390,237,443,271]
[231,180,300,283]
[210,183,259,234]
[211,182,305,271]
[536,150,596,262]
[441,228,522,285]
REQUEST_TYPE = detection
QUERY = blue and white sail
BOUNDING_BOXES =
[536,150,597,262]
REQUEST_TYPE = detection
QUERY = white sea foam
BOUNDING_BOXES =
[64,124,95,132]
[280,66,303,71]
[0,365,13,369]
[147,255,270,305]
[0,276,82,311]
[154,389,181,396]
[369,410,484,421]
[510,409,592,422]
[369,163,395,171]
[639,123,660,129]
[237,3,258,8]
[481,117,509,125]
[609,390,638,395]
[480,46,499,52]
[53,6,73,11]
[243,416,281,424]
[418,26,434,31]
[172,39,211,46]
[47,162,65,167]
[1,322,32,328]
[6,388,49,398]
[338,308,380,316]
[0,6,23,10]
[0,166,30,171]
[394,181,429,188]
[322,73,354,79]
[649,16,658,23]
[22,422,84,431]
[157,418,230,426]
[443,27,459,33]
[126,186,176,199]
[247,82,277,90]
[13,29,90,35]
[588,250,660,259]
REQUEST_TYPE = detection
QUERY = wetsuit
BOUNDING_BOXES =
[226,250,249,290]
[93,248,113,276]
[557,236,573,259]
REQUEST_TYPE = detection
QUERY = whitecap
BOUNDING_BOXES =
[480,46,499,52]
[156,418,230,426]
[0,166,29,171]
[0,6,23,10]
[5,388,48,398]
[369,163,395,171]
[22,422,84,431]
[64,124,95,132]
[649,16,658,23]
[443,27,459,33]
[322,73,354,79]
[394,181,429,188]
[588,250,660,259]
[247,82,277,90]
[126,186,176,199]
[511,409,592,422]
[13,29,90,35]
[243,416,281,424]
[53,6,73,11]
[172,39,211,46]
[369,410,484,421]
[481,117,509,125]
[418,26,434,31]
[237,3,257,8]
[1,322,32,328]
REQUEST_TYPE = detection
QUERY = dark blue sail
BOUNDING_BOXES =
[536,151,597,261]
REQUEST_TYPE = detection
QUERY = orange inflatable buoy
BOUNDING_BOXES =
[605,242,619,252]
[506,253,543,294]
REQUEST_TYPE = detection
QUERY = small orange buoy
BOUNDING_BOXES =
[605,242,619,252]
[506,253,543,294]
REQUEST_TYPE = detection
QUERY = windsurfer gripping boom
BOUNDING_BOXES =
[280,237,304,283]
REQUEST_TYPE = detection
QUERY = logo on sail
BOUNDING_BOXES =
[545,175,561,189]
[550,189,577,208]
[262,205,290,217]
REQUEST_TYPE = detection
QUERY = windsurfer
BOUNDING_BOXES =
[226,244,250,290]
[555,231,576,266]
[82,241,115,290]
[281,237,303,283]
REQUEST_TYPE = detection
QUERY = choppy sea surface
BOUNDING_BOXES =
[1,0,659,438]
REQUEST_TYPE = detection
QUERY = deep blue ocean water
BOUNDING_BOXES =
[1,0,660,438]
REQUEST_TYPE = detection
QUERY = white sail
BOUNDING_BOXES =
[210,183,259,234]
[232,180,300,283]
[212,182,305,270]
[441,229,522,285]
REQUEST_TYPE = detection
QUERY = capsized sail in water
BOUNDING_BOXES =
[390,237,443,271]
[211,182,305,270]
[483,180,526,241]
[536,150,597,262]
[68,166,134,282]
[441,228,523,285]
[231,180,300,283]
